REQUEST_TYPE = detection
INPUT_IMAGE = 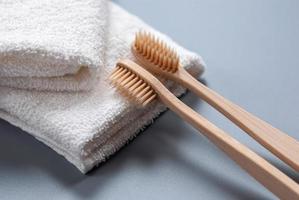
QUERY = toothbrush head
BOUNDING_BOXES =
[109,60,158,107]
[132,31,180,74]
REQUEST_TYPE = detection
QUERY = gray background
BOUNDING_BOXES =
[1,0,298,199]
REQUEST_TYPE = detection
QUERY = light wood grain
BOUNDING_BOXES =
[117,59,299,200]
[132,45,299,172]
[132,30,299,172]
[177,68,299,172]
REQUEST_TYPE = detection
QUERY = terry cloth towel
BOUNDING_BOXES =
[0,2,205,173]
[0,0,108,91]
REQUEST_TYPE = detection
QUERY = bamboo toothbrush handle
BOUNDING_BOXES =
[116,59,299,199]
[158,89,299,199]
[179,69,299,172]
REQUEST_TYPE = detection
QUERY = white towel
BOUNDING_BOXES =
[0,2,205,173]
[0,0,108,91]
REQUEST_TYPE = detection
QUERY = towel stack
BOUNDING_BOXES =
[0,0,205,173]
[0,0,108,91]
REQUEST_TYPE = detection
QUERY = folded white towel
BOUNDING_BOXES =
[0,2,205,173]
[0,0,108,91]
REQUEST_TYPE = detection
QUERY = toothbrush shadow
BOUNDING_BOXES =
[142,129,273,200]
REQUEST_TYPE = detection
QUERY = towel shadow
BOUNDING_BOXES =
[0,78,288,199]
[0,119,85,184]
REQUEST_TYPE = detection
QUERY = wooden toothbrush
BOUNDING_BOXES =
[110,59,299,199]
[131,31,299,172]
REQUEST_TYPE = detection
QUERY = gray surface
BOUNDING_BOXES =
[0,0,298,199]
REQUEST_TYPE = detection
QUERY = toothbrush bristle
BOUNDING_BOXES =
[109,64,157,106]
[134,31,180,73]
